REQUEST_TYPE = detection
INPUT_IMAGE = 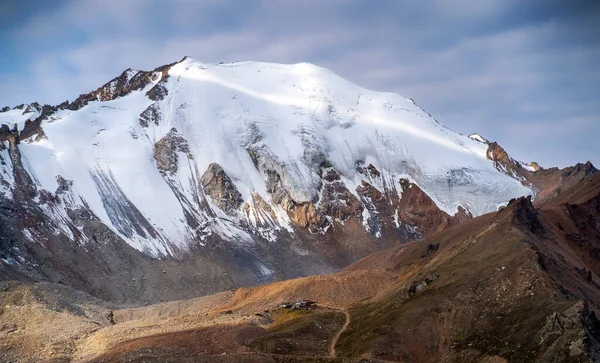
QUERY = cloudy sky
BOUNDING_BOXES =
[1,0,598,168]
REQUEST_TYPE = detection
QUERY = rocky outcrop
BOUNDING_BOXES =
[395,178,461,235]
[0,125,37,200]
[485,139,598,206]
[529,161,541,171]
[505,195,545,235]
[146,80,168,101]
[353,163,470,239]
[200,163,243,214]
[0,124,18,143]
[67,59,179,111]
[139,104,160,127]
[318,168,363,221]
[356,163,381,178]
[242,192,277,223]
[529,161,597,204]
[247,147,334,231]
[486,142,533,185]
[290,202,327,229]
[356,180,384,237]
[262,168,328,230]
[487,142,520,170]
[264,169,294,209]
[153,128,191,176]
[252,161,465,238]
[55,175,73,195]
[20,103,41,114]
[538,301,600,360]
[19,103,58,141]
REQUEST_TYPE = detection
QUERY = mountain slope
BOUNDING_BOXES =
[1,167,598,362]
[1,57,535,302]
[335,175,600,362]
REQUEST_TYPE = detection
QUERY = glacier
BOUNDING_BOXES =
[2,58,533,255]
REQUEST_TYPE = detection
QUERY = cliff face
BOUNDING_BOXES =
[200,163,244,214]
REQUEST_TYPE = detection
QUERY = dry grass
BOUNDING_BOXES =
[2,176,599,362]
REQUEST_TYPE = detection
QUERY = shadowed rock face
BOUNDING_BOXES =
[146,80,168,101]
[508,196,545,235]
[200,163,243,214]
[264,169,293,208]
[318,168,363,221]
[139,104,160,127]
[396,178,469,236]
[153,128,191,176]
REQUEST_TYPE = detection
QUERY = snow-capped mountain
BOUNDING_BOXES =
[0,57,536,302]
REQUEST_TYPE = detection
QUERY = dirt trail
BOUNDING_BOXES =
[324,305,350,358]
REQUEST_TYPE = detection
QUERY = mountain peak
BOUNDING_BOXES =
[1,57,534,259]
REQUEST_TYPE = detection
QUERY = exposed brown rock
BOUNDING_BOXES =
[485,141,598,207]
[146,81,168,101]
[355,180,384,237]
[356,180,383,202]
[0,124,38,200]
[19,104,56,141]
[261,167,330,230]
[318,168,363,221]
[153,128,191,176]
[2,61,180,144]
[486,141,533,184]
[354,163,471,239]
[264,169,294,209]
[506,195,545,234]
[529,161,541,171]
[67,59,180,111]
[529,161,597,204]
[290,202,326,228]
[242,192,278,223]
[200,163,243,214]
[0,123,18,143]
[396,178,461,235]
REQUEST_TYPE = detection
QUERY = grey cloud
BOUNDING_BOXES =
[0,0,598,168]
